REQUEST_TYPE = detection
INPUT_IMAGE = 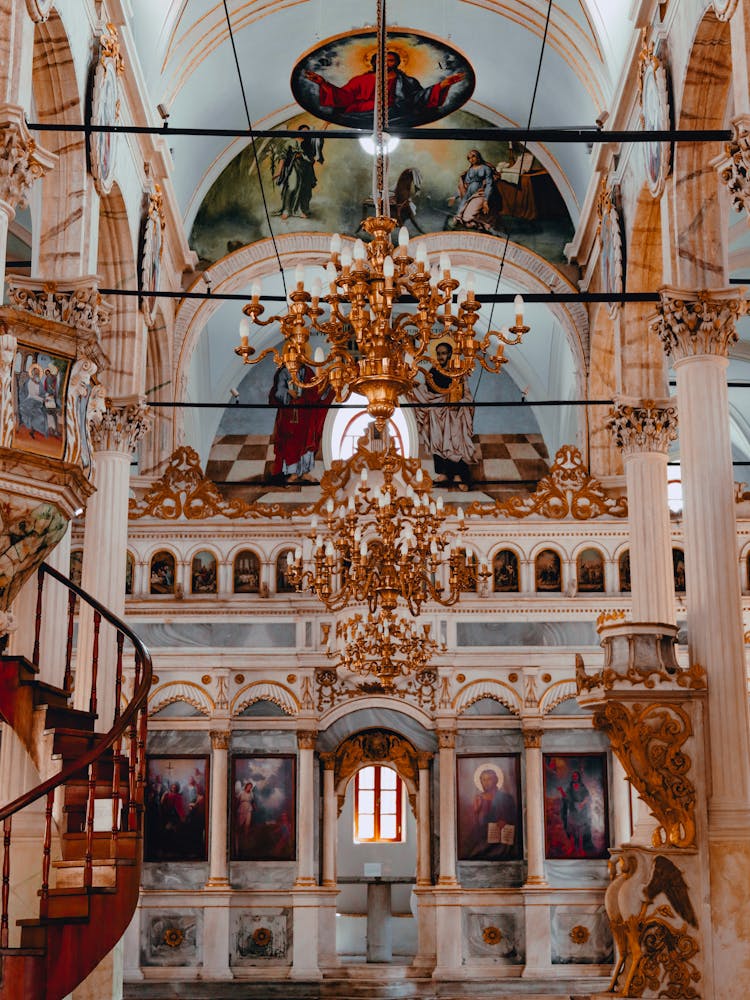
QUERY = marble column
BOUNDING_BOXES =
[416,752,432,886]
[75,399,150,729]
[0,105,56,298]
[655,288,750,999]
[206,730,230,888]
[436,729,458,886]
[522,729,547,887]
[611,755,632,848]
[295,729,317,887]
[608,398,678,624]
[321,752,336,887]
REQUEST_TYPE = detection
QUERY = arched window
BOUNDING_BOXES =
[535,549,561,592]
[276,549,296,593]
[150,550,176,595]
[493,550,519,592]
[354,766,404,843]
[672,548,686,593]
[234,550,260,593]
[577,548,604,592]
[191,550,217,594]
[618,550,631,593]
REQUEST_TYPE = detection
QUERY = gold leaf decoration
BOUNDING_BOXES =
[569,925,590,945]
[482,925,503,945]
[252,926,272,948]
[163,927,184,948]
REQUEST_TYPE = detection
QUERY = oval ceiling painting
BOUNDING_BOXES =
[291,30,475,129]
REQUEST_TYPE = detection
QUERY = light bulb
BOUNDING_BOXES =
[314,346,325,363]
[251,280,262,300]
[326,497,334,514]
[466,272,476,294]
[311,276,322,299]
[326,261,337,286]
[415,244,427,267]
[439,253,451,274]
[514,293,524,326]
[295,264,305,287]
[399,226,409,248]
[286,551,293,564]
[360,540,368,557]
[325,541,335,558]
[416,468,423,483]
[239,317,250,346]
[353,239,366,261]
[341,248,352,269]
[330,233,342,256]
[360,467,368,483]
[295,547,302,561]
[383,255,394,279]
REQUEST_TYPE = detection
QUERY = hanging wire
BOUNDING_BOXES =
[221,0,287,297]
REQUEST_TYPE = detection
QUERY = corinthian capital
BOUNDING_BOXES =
[607,398,678,456]
[0,105,57,212]
[652,287,744,361]
[89,396,151,455]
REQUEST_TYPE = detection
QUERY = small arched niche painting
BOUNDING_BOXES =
[493,550,519,592]
[672,548,686,593]
[234,550,261,593]
[276,550,296,594]
[535,549,561,592]
[577,548,605,593]
[191,550,217,594]
[150,550,175,595]
[619,550,631,593]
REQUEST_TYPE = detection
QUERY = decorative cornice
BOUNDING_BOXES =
[315,663,437,713]
[209,730,230,751]
[0,104,57,211]
[5,276,113,341]
[608,399,678,457]
[467,444,627,520]
[653,287,745,361]
[89,397,151,455]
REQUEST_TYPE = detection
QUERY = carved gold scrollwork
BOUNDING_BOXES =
[593,702,696,848]
[654,287,745,361]
[334,729,418,794]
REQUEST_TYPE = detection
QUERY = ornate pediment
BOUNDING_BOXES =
[129,446,253,519]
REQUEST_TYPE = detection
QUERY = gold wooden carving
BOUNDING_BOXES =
[130,446,253,519]
[466,445,627,520]
[593,701,696,848]
[576,652,706,694]
[334,729,419,816]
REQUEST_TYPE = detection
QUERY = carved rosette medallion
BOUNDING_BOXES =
[89,397,151,455]
[715,115,750,213]
[0,104,57,211]
[140,184,166,327]
[437,729,456,750]
[608,399,678,457]
[654,287,744,361]
[89,24,124,196]
[597,179,624,318]
[639,38,672,199]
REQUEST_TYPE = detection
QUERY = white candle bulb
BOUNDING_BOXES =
[353,239,366,261]
[361,467,368,483]
[436,495,444,510]
[416,468,423,483]
[325,541,335,558]
[466,272,476,294]
[295,547,302,561]
[326,497,334,514]
[383,255,395,278]
[286,550,293,565]
[295,264,305,287]
[330,233,342,256]
[341,248,352,269]
[311,276,322,299]
[514,293,524,326]
[457,507,465,521]
[239,316,250,346]
[251,280,262,300]
[348,495,355,512]
[326,261,337,285]
[360,540,368,557]
[440,253,451,274]
[399,226,409,247]
[314,346,325,363]
[415,244,428,267]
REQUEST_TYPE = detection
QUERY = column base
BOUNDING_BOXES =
[204,877,231,889]
[436,875,459,887]
[522,876,549,888]
[294,877,318,887]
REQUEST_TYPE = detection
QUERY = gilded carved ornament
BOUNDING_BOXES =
[297,729,318,750]
[608,400,678,457]
[522,729,543,749]
[0,105,57,210]
[5,277,113,340]
[0,333,16,449]
[334,729,419,816]
[466,444,627,520]
[653,287,745,361]
[591,699,697,848]
[209,730,230,751]
[314,664,437,713]
[89,397,151,455]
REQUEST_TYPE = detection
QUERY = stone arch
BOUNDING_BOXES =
[32,11,88,278]
[673,10,733,288]
[330,728,421,818]
[539,678,578,715]
[148,680,214,717]
[97,182,139,397]
[231,681,299,717]
[453,678,522,716]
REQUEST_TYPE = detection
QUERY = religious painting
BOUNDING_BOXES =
[231,755,296,861]
[125,551,134,595]
[267,364,333,484]
[89,23,123,196]
[618,550,631,593]
[145,756,209,862]
[493,549,519,592]
[150,550,176,595]
[189,109,573,267]
[672,547,686,593]
[535,549,561,592]
[597,181,623,318]
[543,753,609,860]
[69,548,83,590]
[456,754,522,861]
[12,345,70,460]
[191,550,217,594]
[291,30,474,129]
[639,40,671,198]
[140,184,165,327]
[276,550,296,593]
[577,548,605,593]
[234,550,261,593]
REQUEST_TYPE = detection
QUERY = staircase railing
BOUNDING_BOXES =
[0,561,152,948]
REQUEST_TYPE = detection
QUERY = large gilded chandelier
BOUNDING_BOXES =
[234,3,530,429]
[286,435,485,614]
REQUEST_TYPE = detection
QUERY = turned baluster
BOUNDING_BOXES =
[63,588,76,694]
[89,610,101,717]
[40,789,54,917]
[1,817,11,948]
[84,760,98,888]
[32,568,44,667]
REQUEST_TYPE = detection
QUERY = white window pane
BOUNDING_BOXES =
[380,768,397,789]
[359,790,375,814]
[358,767,375,789]
[358,814,374,839]
[380,790,397,813]
[380,814,397,839]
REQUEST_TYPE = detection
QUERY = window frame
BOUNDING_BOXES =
[353,765,404,844]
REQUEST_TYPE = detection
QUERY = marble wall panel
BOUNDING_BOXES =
[141,863,209,891]
[456,621,599,647]
[551,904,613,965]
[544,860,609,888]
[229,862,296,890]
[230,908,291,965]
[231,731,298,754]
[133,621,296,648]
[140,909,202,967]
[146,731,210,755]
[457,861,525,888]
[463,908,525,964]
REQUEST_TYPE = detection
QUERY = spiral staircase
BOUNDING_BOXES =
[0,563,151,1000]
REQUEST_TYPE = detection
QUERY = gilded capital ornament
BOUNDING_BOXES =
[210,730,230,751]
[523,729,543,749]
[0,105,57,211]
[89,396,151,454]
[608,399,678,456]
[653,287,744,361]
[297,729,318,750]
[715,114,750,212]
[416,752,433,769]
[437,729,456,750]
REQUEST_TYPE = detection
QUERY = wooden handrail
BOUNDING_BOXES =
[0,562,152,825]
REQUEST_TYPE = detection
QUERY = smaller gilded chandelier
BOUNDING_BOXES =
[285,435,486,615]
[322,610,444,692]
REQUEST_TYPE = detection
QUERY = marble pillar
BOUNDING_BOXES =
[0,105,56,300]
[295,729,317,887]
[608,399,678,625]
[321,752,336,887]
[436,729,458,886]
[522,729,547,887]
[611,755,632,848]
[416,752,432,886]
[206,730,230,888]
[655,287,750,998]
[75,399,150,729]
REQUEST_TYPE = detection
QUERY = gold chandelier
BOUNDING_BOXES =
[321,610,445,692]
[234,2,530,429]
[285,435,487,614]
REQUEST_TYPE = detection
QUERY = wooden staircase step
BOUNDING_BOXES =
[37,885,117,921]
[24,679,71,710]
[40,704,97,732]
[52,857,135,889]
[60,830,140,861]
